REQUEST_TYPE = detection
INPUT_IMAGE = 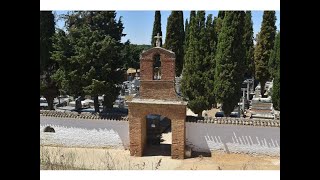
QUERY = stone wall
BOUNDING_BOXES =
[186,122,280,156]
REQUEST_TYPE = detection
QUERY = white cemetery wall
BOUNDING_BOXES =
[40,116,129,149]
[186,122,280,156]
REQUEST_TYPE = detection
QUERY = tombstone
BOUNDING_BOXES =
[75,96,82,111]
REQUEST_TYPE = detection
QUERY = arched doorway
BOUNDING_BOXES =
[153,54,161,80]
[145,114,171,156]
[127,101,186,159]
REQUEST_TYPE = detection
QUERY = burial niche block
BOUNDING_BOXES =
[44,126,55,133]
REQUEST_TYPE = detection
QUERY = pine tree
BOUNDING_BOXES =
[52,11,125,112]
[254,11,277,97]
[181,11,215,117]
[151,11,162,47]
[214,11,246,116]
[164,11,185,76]
[271,32,280,110]
[40,11,58,110]
[243,11,255,78]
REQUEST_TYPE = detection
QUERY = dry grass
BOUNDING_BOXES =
[40,145,279,170]
[40,145,163,170]
[40,145,88,170]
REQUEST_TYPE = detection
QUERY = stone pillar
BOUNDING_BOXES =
[171,119,185,159]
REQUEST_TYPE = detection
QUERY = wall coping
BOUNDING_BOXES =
[40,110,279,128]
[40,110,128,121]
[127,98,188,105]
[186,117,280,128]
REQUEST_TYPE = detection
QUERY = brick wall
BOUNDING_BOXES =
[139,47,176,100]
[139,81,177,100]
[128,102,186,159]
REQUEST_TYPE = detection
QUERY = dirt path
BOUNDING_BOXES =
[40,146,279,170]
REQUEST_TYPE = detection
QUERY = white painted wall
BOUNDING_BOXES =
[40,116,280,156]
[40,117,129,149]
[186,122,280,156]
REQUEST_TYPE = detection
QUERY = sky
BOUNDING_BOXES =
[55,11,280,45]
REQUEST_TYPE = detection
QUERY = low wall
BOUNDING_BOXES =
[40,116,129,149]
[40,112,280,156]
[186,122,280,156]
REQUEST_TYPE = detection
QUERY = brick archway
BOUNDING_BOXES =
[127,47,187,159]
[128,100,186,159]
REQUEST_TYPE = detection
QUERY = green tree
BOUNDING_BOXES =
[218,11,225,19]
[52,11,125,112]
[272,69,280,110]
[164,11,185,76]
[184,11,196,60]
[122,41,150,70]
[254,11,277,97]
[243,11,255,78]
[181,11,215,117]
[214,11,246,116]
[184,19,189,51]
[40,11,58,110]
[213,11,225,52]
[271,32,280,110]
[269,31,280,79]
[151,11,162,47]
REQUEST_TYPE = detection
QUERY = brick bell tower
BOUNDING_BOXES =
[127,33,187,159]
[139,33,179,100]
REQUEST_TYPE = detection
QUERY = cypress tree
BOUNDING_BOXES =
[203,14,216,107]
[214,11,246,116]
[218,11,225,19]
[269,31,280,79]
[184,18,189,64]
[40,11,58,110]
[271,32,280,110]
[181,11,215,117]
[254,11,277,97]
[151,11,162,47]
[184,11,196,59]
[213,11,225,46]
[272,69,280,110]
[243,11,255,78]
[164,11,185,76]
